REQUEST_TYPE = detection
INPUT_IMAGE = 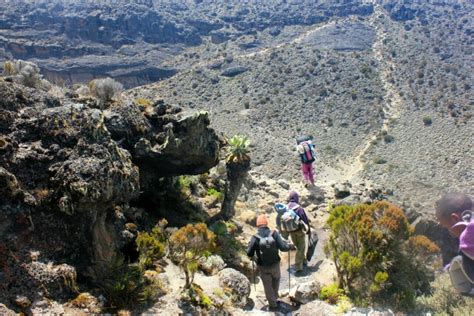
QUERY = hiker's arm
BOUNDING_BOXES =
[246,236,257,257]
[460,221,474,260]
[298,208,311,233]
[274,231,290,252]
[297,207,310,226]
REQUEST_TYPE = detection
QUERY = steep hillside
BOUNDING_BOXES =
[131,1,473,215]
[0,0,372,87]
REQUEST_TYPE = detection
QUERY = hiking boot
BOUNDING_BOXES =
[268,305,280,312]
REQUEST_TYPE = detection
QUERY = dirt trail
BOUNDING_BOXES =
[322,4,404,186]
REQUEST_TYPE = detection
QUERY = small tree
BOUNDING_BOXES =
[169,223,216,289]
[325,201,440,310]
[212,135,251,221]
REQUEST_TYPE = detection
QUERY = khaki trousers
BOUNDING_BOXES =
[290,229,306,271]
[259,262,281,308]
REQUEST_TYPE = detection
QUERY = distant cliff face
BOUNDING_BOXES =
[0,0,374,87]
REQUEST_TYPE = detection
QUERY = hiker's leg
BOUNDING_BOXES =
[301,163,310,182]
[294,230,306,271]
[271,262,281,298]
[260,265,278,308]
[308,163,315,185]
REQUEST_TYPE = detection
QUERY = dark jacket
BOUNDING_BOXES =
[247,226,290,266]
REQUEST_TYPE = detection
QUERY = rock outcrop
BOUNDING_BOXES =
[0,79,220,309]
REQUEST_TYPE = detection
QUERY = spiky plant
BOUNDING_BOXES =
[227,135,250,163]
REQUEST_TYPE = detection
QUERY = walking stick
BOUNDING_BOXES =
[252,257,256,292]
[288,250,291,294]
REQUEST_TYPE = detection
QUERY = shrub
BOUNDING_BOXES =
[90,77,123,103]
[325,201,440,311]
[373,157,387,164]
[97,256,147,309]
[209,221,243,266]
[422,116,432,126]
[2,60,16,75]
[415,273,474,314]
[320,283,345,304]
[169,223,216,289]
[4,60,43,88]
[136,219,168,271]
[135,98,152,107]
[182,283,213,309]
[75,85,91,96]
[207,188,224,201]
[383,134,395,143]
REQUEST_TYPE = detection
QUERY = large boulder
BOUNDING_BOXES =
[218,268,251,308]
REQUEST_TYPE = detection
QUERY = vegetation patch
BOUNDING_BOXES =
[325,201,440,311]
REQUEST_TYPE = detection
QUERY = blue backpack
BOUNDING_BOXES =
[275,203,301,232]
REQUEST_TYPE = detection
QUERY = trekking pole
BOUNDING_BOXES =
[288,250,291,294]
[252,257,256,292]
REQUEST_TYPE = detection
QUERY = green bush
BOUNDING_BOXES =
[320,283,345,305]
[136,219,168,271]
[177,175,199,194]
[422,116,432,126]
[183,283,213,309]
[209,221,243,265]
[207,188,223,201]
[325,201,440,311]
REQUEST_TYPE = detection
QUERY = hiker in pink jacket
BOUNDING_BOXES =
[296,137,316,186]
[435,193,474,294]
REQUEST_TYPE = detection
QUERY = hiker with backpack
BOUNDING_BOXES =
[276,191,311,274]
[247,214,291,312]
[296,136,316,186]
[435,193,474,295]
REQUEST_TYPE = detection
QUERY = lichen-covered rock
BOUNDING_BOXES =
[218,268,250,308]
[21,262,77,299]
[290,280,321,304]
[199,255,226,275]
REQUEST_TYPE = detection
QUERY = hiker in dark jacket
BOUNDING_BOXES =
[286,191,310,273]
[247,214,290,311]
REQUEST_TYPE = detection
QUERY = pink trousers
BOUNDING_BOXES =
[301,163,314,185]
